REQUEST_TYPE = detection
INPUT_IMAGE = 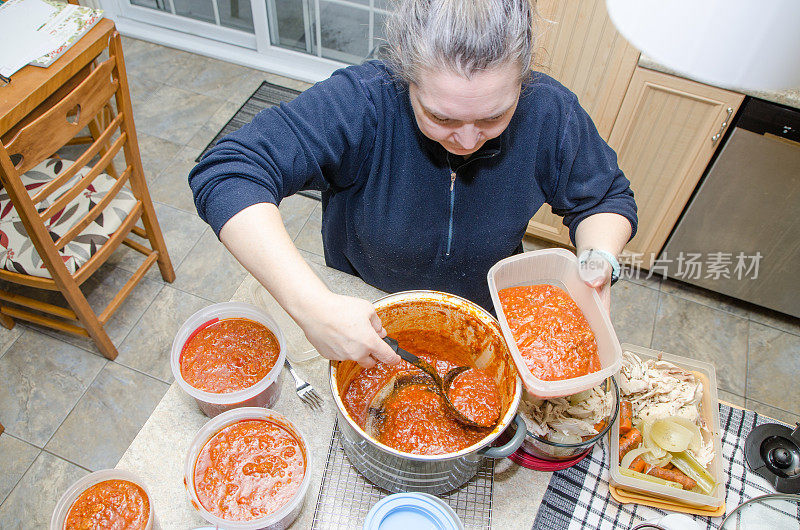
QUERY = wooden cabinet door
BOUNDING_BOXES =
[608,67,744,268]
[525,0,639,246]
[534,0,640,140]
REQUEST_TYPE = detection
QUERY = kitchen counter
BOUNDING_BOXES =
[638,55,800,110]
[115,262,552,529]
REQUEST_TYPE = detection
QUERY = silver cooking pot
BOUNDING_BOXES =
[329,290,525,494]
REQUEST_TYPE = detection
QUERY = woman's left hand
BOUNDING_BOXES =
[579,253,612,314]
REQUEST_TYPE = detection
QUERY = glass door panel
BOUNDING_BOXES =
[319,1,370,63]
[122,0,256,45]
[219,0,256,32]
[266,0,389,64]
[130,0,167,9]
[117,0,389,74]
[270,0,311,53]
[173,0,216,24]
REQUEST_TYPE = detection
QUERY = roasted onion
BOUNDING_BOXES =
[650,418,694,452]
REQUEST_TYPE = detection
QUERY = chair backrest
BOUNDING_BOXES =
[0,31,146,278]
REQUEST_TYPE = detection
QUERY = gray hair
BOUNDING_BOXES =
[381,0,535,85]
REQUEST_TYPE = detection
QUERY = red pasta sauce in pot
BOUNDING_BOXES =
[447,368,501,427]
[498,284,600,381]
[342,329,500,454]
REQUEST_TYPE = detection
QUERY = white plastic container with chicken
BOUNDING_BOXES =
[610,344,725,508]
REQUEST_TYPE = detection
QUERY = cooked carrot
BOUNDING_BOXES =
[619,401,633,434]
[618,428,642,461]
[594,420,607,433]
[646,466,697,490]
[629,456,646,473]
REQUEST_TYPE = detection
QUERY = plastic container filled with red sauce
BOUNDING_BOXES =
[184,407,312,530]
[487,248,622,398]
[51,469,154,530]
[171,302,286,417]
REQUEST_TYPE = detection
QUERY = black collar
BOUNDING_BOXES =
[413,123,503,169]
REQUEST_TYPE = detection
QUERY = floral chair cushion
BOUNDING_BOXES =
[0,158,137,278]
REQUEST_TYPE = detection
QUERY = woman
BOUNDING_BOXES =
[189,0,637,369]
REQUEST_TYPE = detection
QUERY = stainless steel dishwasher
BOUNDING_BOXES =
[661,98,800,318]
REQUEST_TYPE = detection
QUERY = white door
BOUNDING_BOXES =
[103,0,390,80]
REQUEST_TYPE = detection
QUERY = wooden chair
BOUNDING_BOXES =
[0,31,175,360]
[63,0,118,177]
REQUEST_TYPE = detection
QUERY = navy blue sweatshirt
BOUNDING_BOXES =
[189,61,637,310]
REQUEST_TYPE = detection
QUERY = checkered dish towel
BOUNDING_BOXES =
[533,405,792,529]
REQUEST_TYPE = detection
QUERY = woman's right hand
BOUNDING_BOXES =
[296,291,401,368]
[218,205,398,368]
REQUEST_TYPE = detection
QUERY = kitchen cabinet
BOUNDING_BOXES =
[525,0,639,246]
[533,0,640,140]
[524,2,746,266]
[607,67,744,268]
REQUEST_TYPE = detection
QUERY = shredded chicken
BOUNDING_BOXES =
[620,351,715,467]
[520,385,612,442]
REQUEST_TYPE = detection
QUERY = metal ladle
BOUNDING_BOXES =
[383,336,499,429]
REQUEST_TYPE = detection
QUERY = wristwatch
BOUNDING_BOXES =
[578,248,620,286]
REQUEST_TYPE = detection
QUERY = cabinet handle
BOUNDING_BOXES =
[711,106,734,145]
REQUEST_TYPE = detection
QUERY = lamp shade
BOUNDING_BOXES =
[606,0,800,90]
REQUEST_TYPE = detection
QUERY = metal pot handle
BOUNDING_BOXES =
[478,414,526,459]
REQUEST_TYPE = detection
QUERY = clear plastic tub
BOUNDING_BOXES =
[609,344,725,508]
[184,407,312,530]
[519,377,620,461]
[50,468,155,529]
[487,248,623,398]
[171,302,286,417]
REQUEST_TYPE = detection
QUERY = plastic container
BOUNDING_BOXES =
[519,376,619,461]
[171,302,286,417]
[487,248,623,398]
[50,469,155,530]
[184,407,312,530]
[248,280,320,363]
[363,493,464,530]
[609,344,725,508]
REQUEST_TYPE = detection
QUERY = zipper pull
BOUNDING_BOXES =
[450,171,456,191]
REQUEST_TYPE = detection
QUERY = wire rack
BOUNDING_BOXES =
[311,419,494,529]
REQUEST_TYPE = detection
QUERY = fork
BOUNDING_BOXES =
[284,359,324,408]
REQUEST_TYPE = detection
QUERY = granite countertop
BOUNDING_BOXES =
[638,55,800,110]
[115,263,551,529]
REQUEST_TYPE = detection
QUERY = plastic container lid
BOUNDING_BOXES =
[171,302,286,417]
[363,493,464,530]
[184,407,312,530]
[609,344,725,508]
[487,249,623,398]
[50,469,155,530]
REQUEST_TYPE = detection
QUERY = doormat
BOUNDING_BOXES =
[195,80,322,200]
[311,418,494,529]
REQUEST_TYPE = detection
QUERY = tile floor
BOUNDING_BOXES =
[0,37,798,527]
